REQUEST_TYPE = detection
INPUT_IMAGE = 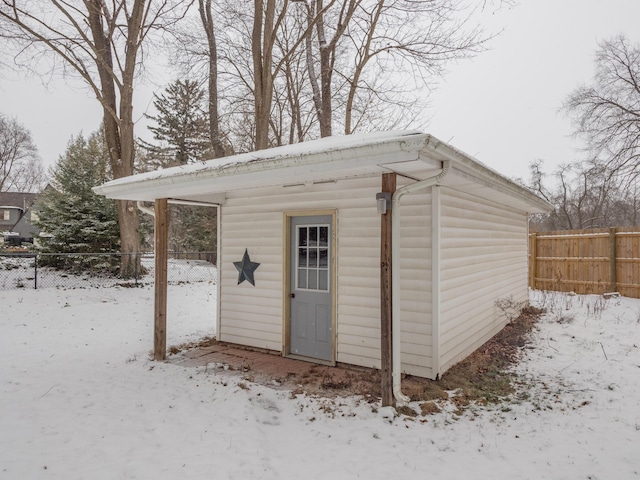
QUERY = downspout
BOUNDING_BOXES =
[391,160,450,404]
[137,200,155,218]
[215,203,222,343]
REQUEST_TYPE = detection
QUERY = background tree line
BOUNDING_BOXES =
[0,113,45,193]
[0,0,494,276]
[528,35,640,232]
[3,2,640,261]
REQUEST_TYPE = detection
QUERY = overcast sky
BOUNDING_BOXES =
[1,0,640,184]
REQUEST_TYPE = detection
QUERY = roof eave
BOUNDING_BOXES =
[93,131,552,214]
[93,132,428,201]
[421,136,553,214]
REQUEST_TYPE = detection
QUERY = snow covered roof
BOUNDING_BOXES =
[93,131,551,213]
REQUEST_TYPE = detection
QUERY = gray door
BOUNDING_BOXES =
[289,215,333,361]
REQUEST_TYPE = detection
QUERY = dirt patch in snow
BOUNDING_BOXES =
[299,306,541,409]
[172,306,543,413]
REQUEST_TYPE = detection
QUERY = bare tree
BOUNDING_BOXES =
[296,0,359,137]
[172,0,301,151]
[343,1,486,134]
[252,0,299,150]
[288,1,489,137]
[0,0,190,276]
[530,35,640,232]
[528,160,639,231]
[211,0,320,150]
[166,0,230,158]
[167,0,494,151]
[0,113,45,193]
[564,35,640,187]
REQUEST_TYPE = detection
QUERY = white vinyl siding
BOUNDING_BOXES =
[438,187,528,373]
[219,210,283,350]
[218,176,433,375]
[334,199,381,369]
[396,191,432,378]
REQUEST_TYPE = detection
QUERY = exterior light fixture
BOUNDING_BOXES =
[376,192,392,215]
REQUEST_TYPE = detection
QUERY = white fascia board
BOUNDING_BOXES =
[93,131,427,201]
[93,130,551,213]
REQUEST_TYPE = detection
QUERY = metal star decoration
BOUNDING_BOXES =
[233,248,260,286]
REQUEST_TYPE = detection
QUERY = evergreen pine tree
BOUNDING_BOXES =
[139,79,211,168]
[35,129,120,273]
[138,79,217,259]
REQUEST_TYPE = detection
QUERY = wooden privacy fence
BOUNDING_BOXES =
[529,228,640,298]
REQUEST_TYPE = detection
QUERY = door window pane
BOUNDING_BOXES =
[298,269,307,289]
[298,248,307,267]
[319,270,328,290]
[296,223,330,292]
[319,226,328,246]
[309,249,318,267]
[308,269,318,289]
[309,227,318,246]
[319,248,328,268]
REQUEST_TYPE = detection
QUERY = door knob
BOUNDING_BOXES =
[290,293,295,298]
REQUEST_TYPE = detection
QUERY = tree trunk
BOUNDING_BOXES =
[318,46,333,137]
[115,199,141,277]
[304,1,323,134]
[314,3,332,138]
[345,1,382,134]
[199,0,225,159]
[310,0,359,138]
[85,0,142,277]
[253,0,276,150]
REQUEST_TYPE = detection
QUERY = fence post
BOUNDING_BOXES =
[529,232,537,290]
[34,254,38,290]
[134,252,138,286]
[609,227,617,293]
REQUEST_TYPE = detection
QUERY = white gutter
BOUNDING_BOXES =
[391,159,451,404]
[137,199,220,217]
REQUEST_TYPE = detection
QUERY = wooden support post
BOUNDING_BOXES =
[154,198,169,361]
[380,173,396,408]
[609,227,617,292]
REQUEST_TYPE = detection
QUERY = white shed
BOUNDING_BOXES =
[95,131,550,399]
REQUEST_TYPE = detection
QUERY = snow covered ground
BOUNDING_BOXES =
[1,282,639,479]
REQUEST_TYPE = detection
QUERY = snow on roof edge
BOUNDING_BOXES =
[93,130,551,212]
[97,130,424,190]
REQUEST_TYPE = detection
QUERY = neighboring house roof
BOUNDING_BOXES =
[94,131,552,213]
[0,192,38,211]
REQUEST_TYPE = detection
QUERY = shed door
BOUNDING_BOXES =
[289,215,333,361]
